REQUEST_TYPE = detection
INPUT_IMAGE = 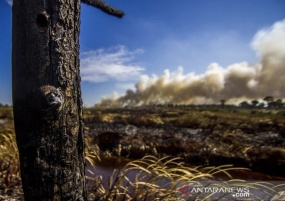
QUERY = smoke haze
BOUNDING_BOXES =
[98,20,285,107]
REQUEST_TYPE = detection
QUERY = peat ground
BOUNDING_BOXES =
[84,107,285,177]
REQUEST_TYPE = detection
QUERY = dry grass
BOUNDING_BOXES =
[0,107,13,119]
[86,156,285,201]
[85,138,101,167]
[0,123,21,195]
[84,108,285,134]
[86,156,253,201]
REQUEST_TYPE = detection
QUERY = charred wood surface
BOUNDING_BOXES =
[12,0,85,200]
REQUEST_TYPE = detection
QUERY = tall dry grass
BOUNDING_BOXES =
[0,123,21,195]
[86,156,259,201]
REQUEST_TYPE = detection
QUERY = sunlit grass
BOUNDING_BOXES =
[87,156,238,200]
[86,156,285,201]
[0,123,21,195]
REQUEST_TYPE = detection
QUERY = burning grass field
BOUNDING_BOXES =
[1,107,285,200]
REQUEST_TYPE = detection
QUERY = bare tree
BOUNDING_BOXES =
[220,99,226,108]
[12,0,123,200]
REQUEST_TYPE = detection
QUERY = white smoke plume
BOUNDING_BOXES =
[98,20,285,107]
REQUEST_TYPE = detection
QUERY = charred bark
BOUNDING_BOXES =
[81,0,125,18]
[12,0,124,199]
[12,0,85,200]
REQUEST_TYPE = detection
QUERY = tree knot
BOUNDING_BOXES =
[39,85,64,112]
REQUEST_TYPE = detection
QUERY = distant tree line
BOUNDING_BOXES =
[123,96,284,110]
[239,96,284,109]
[0,103,12,107]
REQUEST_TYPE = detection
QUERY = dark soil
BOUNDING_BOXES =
[85,108,285,177]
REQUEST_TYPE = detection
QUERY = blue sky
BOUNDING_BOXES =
[0,0,284,106]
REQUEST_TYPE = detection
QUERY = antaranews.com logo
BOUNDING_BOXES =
[176,181,285,200]
[179,185,249,198]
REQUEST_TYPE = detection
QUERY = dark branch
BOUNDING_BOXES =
[81,0,125,18]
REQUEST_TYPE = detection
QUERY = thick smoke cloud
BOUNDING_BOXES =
[98,20,285,107]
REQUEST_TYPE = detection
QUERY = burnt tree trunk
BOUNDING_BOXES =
[12,0,124,200]
[12,0,85,200]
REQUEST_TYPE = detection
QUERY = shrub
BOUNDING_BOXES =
[250,110,258,115]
